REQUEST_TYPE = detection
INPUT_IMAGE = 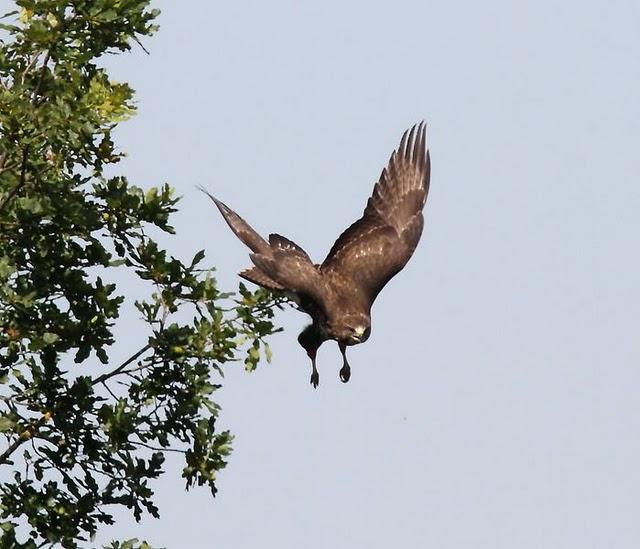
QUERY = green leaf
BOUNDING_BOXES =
[42,332,58,345]
[191,249,205,267]
[0,416,16,432]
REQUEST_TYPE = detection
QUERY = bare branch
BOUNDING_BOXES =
[131,440,186,454]
[92,344,152,386]
[20,51,40,86]
[133,35,150,55]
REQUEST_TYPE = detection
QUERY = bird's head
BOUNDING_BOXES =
[326,312,371,346]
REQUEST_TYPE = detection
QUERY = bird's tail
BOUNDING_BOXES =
[249,233,322,299]
[239,267,284,291]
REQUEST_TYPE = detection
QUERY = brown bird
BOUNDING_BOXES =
[202,122,431,387]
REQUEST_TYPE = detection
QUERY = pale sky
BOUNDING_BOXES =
[44,0,640,546]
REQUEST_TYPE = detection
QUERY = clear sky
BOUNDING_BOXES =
[82,0,640,546]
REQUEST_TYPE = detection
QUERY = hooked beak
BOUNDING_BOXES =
[349,326,366,344]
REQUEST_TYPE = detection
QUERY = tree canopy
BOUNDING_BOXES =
[0,2,282,547]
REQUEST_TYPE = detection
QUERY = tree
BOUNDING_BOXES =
[0,2,282,547]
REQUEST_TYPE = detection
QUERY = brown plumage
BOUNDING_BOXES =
[201,122,431,387]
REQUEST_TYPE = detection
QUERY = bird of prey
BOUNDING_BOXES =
[202,122,430,387]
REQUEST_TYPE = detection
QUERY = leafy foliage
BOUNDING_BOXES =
[0,2,284,547]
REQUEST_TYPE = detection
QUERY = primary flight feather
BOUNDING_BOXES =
[202,122,431,387]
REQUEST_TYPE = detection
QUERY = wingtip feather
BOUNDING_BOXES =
[198,185,232,216]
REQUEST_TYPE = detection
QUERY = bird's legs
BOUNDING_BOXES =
[339,342,351,383]
[309,351,319,388]
[298,324,325,388]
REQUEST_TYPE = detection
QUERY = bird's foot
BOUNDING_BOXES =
[310,369,320,388]
[339,364,351,383]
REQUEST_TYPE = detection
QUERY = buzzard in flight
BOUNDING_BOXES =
[202,122,431,387]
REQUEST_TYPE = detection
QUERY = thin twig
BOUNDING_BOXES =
[0,413,49,465]
[100,381,118,401]
[131,440,186,454]
[32,49,51,106]
[0,162,18,176]
[117,363,152,376]
[92,344,152,386]
[0,146,30,214]
[20,51,40,86]
[133,35,150,55]
[0,436,25,465]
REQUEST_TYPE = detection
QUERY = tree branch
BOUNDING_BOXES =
[32,49,52,107]
[0,146,29,214]
[0,162,18,176]
[0,436,26,466]
[20,51,40,86]
[131,440,185,454]
[1,344,151,464]
[92,344,152,386]
[0,413,49,465]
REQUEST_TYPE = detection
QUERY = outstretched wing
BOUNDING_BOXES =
[320,122,430,304]
[198,186,271,255]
